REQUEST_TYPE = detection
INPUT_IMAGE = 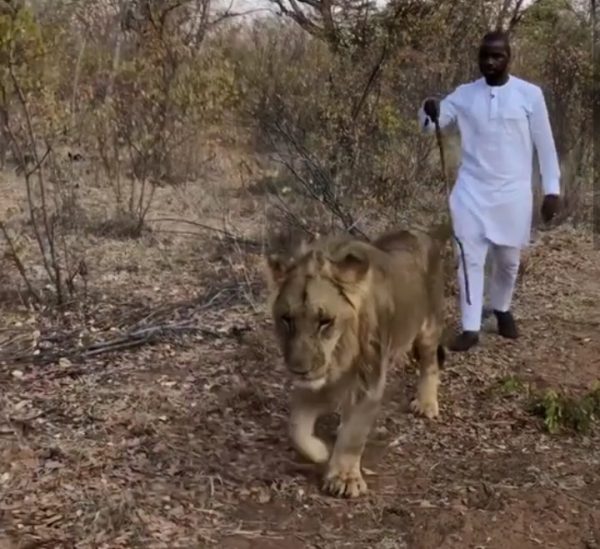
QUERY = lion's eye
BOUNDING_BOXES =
[318,316,334,330]
[281,314,294,331]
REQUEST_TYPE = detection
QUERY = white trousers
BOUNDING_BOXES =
[454,234,521,332]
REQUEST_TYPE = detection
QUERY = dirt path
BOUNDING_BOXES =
[1,223,599,549]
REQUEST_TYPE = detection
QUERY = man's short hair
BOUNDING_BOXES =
[481,30,511,55]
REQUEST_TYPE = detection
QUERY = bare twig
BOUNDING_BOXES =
[70,36,86,132]
[146,216,261,247]
[0,221,42,304]
[3,321,237,366]
[266,118,369,239]
[1,107,53,282]
[24,144,52,179]
[9,53,64,303]
[0,282,259,365]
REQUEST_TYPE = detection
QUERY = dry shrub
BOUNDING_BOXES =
[228,1,592,238]
[0,0,593,307]
[515,0,593,226]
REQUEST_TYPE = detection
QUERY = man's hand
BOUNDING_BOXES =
[541,194,560,223]
[423,98,440,121]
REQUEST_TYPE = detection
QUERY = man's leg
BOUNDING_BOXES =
[450,233,489,351]
[488,244,521,338]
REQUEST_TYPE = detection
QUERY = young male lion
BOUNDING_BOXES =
[265,227,446,498]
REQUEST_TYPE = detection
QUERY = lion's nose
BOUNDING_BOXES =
[287,353,311,375]
[289,361,310,375]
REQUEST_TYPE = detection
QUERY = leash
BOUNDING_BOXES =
[430,108,472,306]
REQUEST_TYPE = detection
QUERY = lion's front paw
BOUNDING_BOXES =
[410,397,439,419]
[294,435,330,464]
[322,464,367,498]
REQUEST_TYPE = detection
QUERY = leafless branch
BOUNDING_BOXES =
[506,0,526,31]
[146,216,262,248]
[265,118,369,239]
[271,0,341,48]
[0,222,42,304]
[9,54,64,303]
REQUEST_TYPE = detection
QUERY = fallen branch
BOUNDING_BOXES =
[80,322,221,357]
[1,321,246,366]
[0,280,261,367]
[146,217,262,249]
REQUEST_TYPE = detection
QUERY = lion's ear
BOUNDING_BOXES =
[328,250,370,284]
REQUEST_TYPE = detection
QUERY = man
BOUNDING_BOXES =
[418,30,561,352]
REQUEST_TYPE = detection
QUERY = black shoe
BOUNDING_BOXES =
[494,310,519,339]
[448,330,479,352]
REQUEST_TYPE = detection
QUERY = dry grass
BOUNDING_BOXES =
[0,145,599,549]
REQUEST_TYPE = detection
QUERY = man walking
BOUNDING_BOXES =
[418,30,561,351]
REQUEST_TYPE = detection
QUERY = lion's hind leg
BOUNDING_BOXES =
[409,316,442,419]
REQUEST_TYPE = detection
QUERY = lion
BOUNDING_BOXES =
[264,225,447,498]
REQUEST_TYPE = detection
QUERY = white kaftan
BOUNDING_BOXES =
[418,75,560,249]
[418,75,560,331]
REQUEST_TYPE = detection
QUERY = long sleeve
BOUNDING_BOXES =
[530,87,561,196]
[418,90,459,135]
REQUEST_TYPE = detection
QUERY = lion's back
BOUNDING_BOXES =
[371,228,445,321]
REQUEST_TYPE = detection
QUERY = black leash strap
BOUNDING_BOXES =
[453,233,471,306]
[431,109,472,306]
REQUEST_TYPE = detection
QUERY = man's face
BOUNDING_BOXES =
[478,39,510,80]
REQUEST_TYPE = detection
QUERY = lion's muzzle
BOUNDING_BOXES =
[286,355,317,376]
[284,342,325,379]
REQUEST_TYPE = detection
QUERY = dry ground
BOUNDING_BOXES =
[0,155,599,549]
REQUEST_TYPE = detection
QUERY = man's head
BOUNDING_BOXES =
[478,30,511,84]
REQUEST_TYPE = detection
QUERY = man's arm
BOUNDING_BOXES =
[530,87,561,196]
[418,90,459,135]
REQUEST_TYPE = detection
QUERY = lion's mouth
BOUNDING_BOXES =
[292,376,327,391]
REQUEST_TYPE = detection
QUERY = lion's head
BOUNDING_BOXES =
[265,238,374,391]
